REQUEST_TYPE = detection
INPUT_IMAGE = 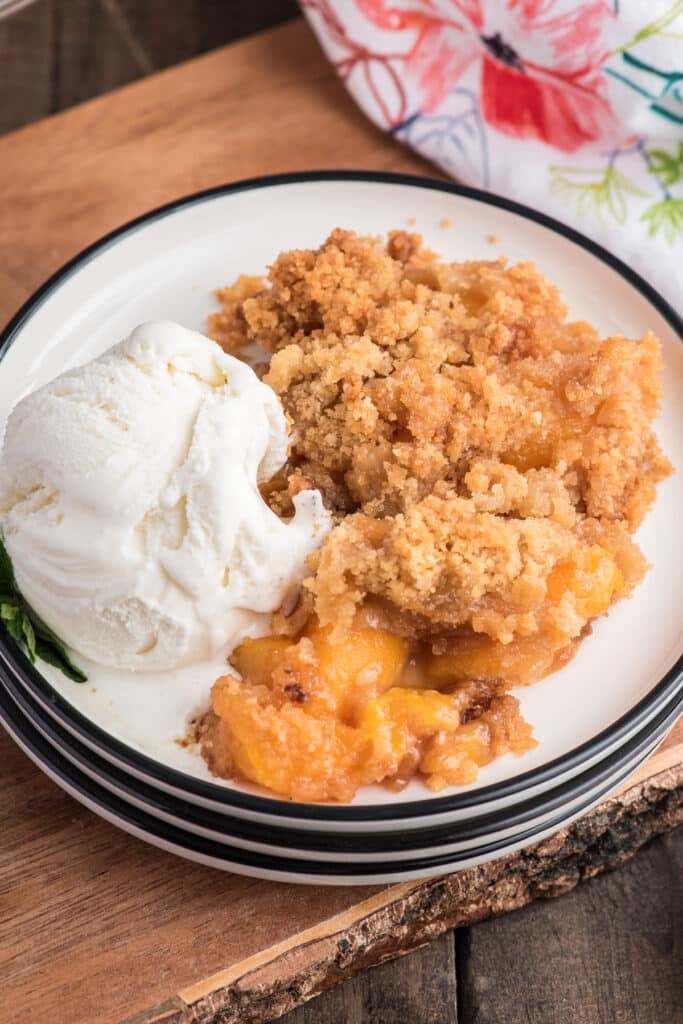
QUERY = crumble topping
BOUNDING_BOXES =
[200,228,671,801]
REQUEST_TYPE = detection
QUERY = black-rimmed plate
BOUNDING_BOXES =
[0,679,676,885]
[1,172,681,837]
[1,658,679,864]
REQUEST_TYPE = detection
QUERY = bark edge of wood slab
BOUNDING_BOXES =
[121,761,682,1024]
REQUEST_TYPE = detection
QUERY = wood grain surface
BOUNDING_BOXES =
[284,932,459,1024]
[0,0,299,134]
[0,19,433,332]
[455,827,683,1024]
[0,13,681,1024]
[2,719,681,1024]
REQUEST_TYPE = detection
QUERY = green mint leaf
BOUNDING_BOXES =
[0,601,19,621]
[26,608,88,681]
[2,607,24,647]
[0,536,87,682]
[34,637,88,683]
[0,537,15,594]
[21,611,37,664]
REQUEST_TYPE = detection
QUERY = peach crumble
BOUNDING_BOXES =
[201,228,671,803]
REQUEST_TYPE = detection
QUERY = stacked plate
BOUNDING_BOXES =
[1,173,682,884]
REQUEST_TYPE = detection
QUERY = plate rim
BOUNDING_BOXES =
[4,659,679,853]
[0,169,682,823]
[0,678,666,880]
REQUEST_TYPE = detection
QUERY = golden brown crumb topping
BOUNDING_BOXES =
[202,229,671,801]
[210,228,669,643]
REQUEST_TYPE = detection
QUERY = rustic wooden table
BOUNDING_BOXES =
[0,5,681,1024]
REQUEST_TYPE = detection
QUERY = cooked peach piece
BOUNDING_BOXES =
[427,543,624,687]
[203,625,535,801]
[421,695,536,789]
[310,624,408,719]
[230,636,294,689]
[545,545,624,620]
[208,675,368,802]
[426,633,560,688]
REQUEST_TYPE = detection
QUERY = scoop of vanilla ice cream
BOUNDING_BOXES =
[0,321,329,671]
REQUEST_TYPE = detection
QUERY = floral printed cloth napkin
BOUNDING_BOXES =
[302,1,683,312]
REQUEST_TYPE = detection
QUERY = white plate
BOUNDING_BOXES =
[14,689,670,863]
[1,173,682,823]
[6,659,675,862]
[6,647,679,833]
[0,679,663,885]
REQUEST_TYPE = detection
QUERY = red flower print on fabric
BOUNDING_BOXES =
[358,0,619,152]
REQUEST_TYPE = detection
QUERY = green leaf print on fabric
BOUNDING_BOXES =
[549,165,649,225]
[646,142,683,186]
[612,1,683,56]
[640,199,683,244]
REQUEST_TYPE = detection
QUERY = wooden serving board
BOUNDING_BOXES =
[0,19,681,1024]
